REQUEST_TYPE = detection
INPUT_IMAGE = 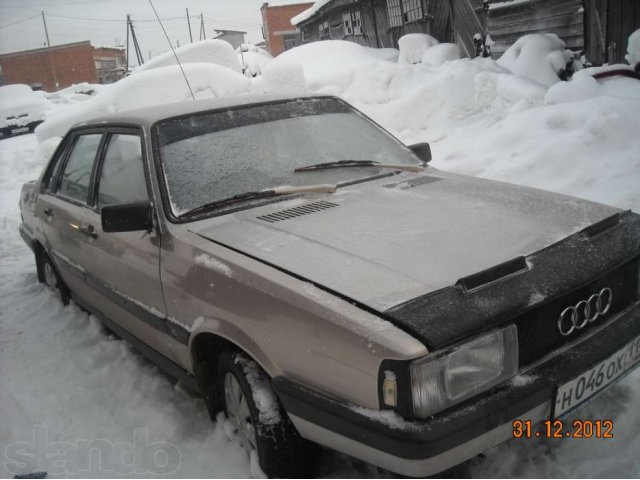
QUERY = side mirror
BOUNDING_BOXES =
[101,202,153,233]
[408,142,432,163]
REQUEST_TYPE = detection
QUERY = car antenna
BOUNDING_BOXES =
[147,0,196,101]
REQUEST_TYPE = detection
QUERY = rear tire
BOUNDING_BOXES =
[218,350,310,478]
[38,251,70,305]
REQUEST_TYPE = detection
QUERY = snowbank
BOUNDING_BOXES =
[545,67,640,104]
[497,33,572,86]
[398,33,439,64]
[237,45,273,77]
[421,42,461,67]
[135,39,242,74]
[626,28,640,70]
[260,61,307,94]
[266,40,399,93]
[35,63,251,142]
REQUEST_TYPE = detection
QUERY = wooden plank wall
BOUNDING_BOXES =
[451,0,485,57]
[427,0,454,42]
[604,0,640,64]
[487,0,584,57]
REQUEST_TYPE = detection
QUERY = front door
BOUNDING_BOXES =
[80,130,176,358]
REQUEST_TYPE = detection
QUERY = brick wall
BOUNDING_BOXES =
[261,2,314,56]
[0,41,98,92]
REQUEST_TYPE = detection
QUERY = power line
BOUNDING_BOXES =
[0,14,40,29]
[45,13,200,23]
[0,0,113,8]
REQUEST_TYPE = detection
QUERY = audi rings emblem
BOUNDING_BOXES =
[557,288,613,336]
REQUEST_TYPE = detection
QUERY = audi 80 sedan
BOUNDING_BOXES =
[19,94,640,477]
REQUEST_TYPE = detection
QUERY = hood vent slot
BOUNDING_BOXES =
[257,201,339,223]
[384,175,442,189]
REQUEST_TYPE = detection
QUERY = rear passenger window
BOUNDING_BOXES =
[97,134,148,208]
[59,134,102,203]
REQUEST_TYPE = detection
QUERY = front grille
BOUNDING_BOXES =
[516,258,639,366]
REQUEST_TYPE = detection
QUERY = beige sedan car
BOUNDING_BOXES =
[19,94,640,477]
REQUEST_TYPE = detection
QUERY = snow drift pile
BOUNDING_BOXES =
[34,30,640,213]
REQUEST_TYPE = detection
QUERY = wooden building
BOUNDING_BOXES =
[293,0,640,64]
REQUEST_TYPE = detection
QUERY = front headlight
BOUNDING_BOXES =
[410,325,518,418]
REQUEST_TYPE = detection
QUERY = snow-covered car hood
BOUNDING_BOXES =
[190,169,619,311]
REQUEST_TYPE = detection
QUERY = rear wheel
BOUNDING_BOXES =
[218,350,310,478]
[38,251,70,305]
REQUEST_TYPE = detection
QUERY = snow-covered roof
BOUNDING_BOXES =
[291,0,334,26]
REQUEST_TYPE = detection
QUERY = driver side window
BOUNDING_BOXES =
[97,134,148,208]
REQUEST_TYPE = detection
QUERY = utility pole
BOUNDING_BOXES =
[200,13,206,41]
[41,11,59,90]
[186,8,193,43]
[129,18,144,65]
[125,14,130,74]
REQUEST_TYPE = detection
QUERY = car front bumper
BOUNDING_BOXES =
[274,300,640,477]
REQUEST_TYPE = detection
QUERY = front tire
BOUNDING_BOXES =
[218,350,309,478]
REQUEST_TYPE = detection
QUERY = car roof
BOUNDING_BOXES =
[75,93,336,130]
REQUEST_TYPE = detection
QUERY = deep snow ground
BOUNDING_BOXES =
[1,129,639,478]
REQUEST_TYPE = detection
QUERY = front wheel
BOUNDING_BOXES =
[218,350,309,478]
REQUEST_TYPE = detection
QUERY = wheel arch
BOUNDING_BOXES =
[189,326,280,414]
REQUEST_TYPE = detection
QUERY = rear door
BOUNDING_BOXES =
[38,132,104,297]
[80,129,176,358]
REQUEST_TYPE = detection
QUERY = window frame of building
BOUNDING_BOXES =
[387,0,403,28]
[352,11,363,35]
[387,0,424,27]
[319,20,330,40]
[343,12,353,36]
[402,0,423,23]
[343,11,363,36]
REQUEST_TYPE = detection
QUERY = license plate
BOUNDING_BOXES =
[11,126,29,134]
[554,335,640,417]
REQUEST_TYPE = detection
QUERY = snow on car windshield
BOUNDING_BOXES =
[156,97,418,216]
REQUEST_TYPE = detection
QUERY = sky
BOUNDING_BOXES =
[0,0,281,59]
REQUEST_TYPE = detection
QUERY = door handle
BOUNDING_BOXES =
[43,208,53,217]
[80,225,98,239]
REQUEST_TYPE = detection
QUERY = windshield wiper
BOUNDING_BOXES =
[294,160,424,173]
[178,184,336,218]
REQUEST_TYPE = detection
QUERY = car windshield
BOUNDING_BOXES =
[156,97,420,217]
